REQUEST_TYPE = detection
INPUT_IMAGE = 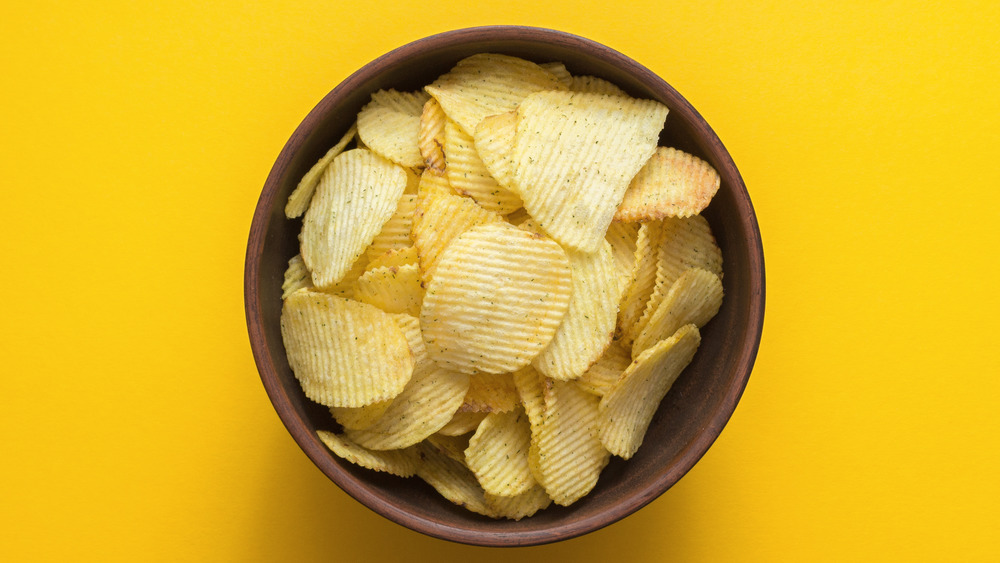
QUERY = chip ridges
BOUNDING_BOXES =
[615,146,721,222]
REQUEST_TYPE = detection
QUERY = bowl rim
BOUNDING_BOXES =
[245,24,765,547]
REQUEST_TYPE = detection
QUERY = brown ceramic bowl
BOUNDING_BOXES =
[245,26,764,547]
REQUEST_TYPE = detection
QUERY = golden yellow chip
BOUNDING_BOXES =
[460,373,519,413]
[415,441,493,517]
[539,61,572,88]
[574,340,632,397]
[485,485,553,521]
[444,118,522,215]
[615,147,721,222]
[364,245,418,272]
[532,240,621,381]
[354,262,424,316]
[617,221,664,344]
[410,174,504,285]
[282,254,313,299]
[465,407,536,497]
[599,324,701,458]
[632,268,723,359]
[418,97,448,173]
[301,148,407,289]
[280,291,413,408]
[425,433,471,463]
[316,430,418,477]
[425,53,565,136]
[284,124,357,219]
[356,89,429,169]
[473,111,518,191]
[569,75,628,97]
[605,221,640,293]
[512,365,546,431]
[508,90,669,252]
[420,222,573,374]
[531,379,611,506]
[329,400,393,431]
[364,193,417,263]
[436,411,488,437]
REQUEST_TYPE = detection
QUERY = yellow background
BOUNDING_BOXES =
[3,1,998,560]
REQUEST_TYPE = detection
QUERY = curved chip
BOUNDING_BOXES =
[301,148,407,289]
[316,430,418,477]
[599,324,701,458]
[465,407,536,497]
[533,240,621,381]
[357,89,429,168]
[279,291,414,408]
[418,97,448,173]
[605,221,640,293]
[615,147,721,222]
[354,263,424,316]
[539,61,572,88]
[473,111,518,191]
[461,373,519,413]
[415,441,493,517]
[282,254,313,299]
[444,118,522,215]
[485,485,552,521]
[285,124,357,219]
[575,340,632,397]
[420,222,573,374]
[569,75,627,97]
[509,91,668,252]
[364,193,417,263]
[617,221,664,344]
[436,411,488,437]
[631,268,723,359]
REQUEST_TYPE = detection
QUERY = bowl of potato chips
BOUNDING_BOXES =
[245,26,764,546]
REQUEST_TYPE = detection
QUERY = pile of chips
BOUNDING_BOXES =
[279,54,724,519]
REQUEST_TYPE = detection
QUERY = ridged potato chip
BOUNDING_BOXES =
[444,118,522,215]
[617,221,664,344]
[569,75,627,97]
[316,430,418,477]
[605,221,640,293]
[415,441,493,517]
[284,124,357,219]
[632,268,723,359]
[509,90,668,252]
[532,240,621,381]
[425,53,565,136]
[364,193,417,263]
[365,245,418,272]
[354,263,424,316]
[280,291,414,408]
[436,411,488,437]
[420,222,573,375]
[418,97,447,173]
[301,148,407,289]
[474,111,518,190]
[539,61,572,88]
[485,485,552,521]
[574,340,632,397]
[282,254,313,299]
[357,89,429,168]
[465,407,536,497]
[425,433,471,463]
[599,324,701,458]
[329,400,393,431]
[461,373,519,413]
[615,147,721,222]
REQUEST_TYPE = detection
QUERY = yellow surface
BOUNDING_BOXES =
[2,1,998,561]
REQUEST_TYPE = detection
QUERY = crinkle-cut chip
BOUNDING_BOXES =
[415,441,493,517]
[474,111,518,191]
[301,148,407,289]
[631,216,723,340]
[311,252,368,300]
[617,221,664,344]
[533,241,621,381]
[569,75,628,97]
[280,292,414,408]
[285,124,357,219]
[632,268,723,359]
[465,407,536,497]
[575,340,632,397]
[460,373,519,413]
[486,485,552,520]
[436,411,487,436]
[354,263,424,316]
[599,324,701,458]
[419,97,448,173]
[365,194,417,263]
[425,53,566,136]
[539,61,572,88]
[365,245,418,272]
[512,366,546,431]
[532,379,611,506]
[282,254,313,299]
[316,430,418,477]
[329,400,392,431]
[357,89,429,168]
[420,222,573,375]
[411,176,504,285]
[509,91,668,252]
[425,433,471,463]
[444,119,522,215]
[615,147,721,222]
[606,221,640,292]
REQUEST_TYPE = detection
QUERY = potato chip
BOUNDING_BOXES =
[465,407,536,497]
[357,89,428,169]
[282,254,313,299]
[444,119,522,215]
[415,440,493,517]
[512,366,546,430]
[569,75,627,97]
[425,53,565,136]
[420,222,573,374]
[605,221,640,292]
[574,340,632,397]
[509,90,668,252]
[301,148,407,289]
[436,411,488,436]
[316,430,418,477]
[460,373,519,413]
[615,147,721,222]
[599,324,701,458]
[631,268,723,359]
[539,61,572,88]
[285,124,357,219]
[532,379,610,506]
[473,111,518,191]
[418,97,448,173]
[364,193,417,263]
[365,245,418,272]
[617,221,664,344]
[329,400,393,431]
[280,291,413,408]
[354,263,424,316]
[410,174,504,285]
[532,240,621,381]
[485,485,552,521]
